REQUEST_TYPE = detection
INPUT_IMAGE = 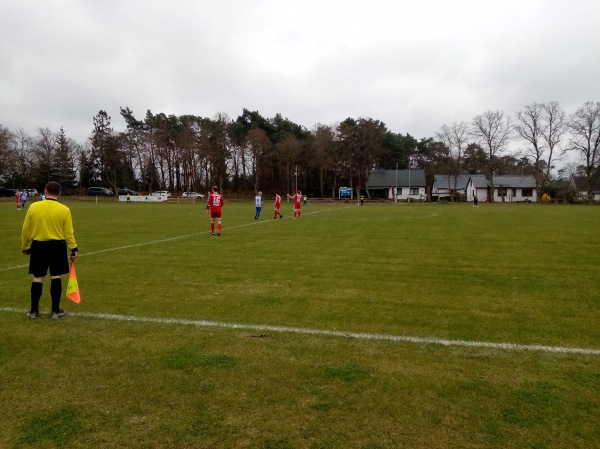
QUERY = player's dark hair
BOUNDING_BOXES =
[212,186,219,192]
[45,181,60,195]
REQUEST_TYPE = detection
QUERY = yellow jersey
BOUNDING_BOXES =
[21,198,77,251]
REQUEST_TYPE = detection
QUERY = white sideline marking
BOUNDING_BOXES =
[0,205,353,272]
[1,307,598,356]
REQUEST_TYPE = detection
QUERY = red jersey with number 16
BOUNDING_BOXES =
[207,192,224,217]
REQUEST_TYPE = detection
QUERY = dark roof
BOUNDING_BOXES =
[433,174,471,190]
[492,176,536,188]
[469,174,489,188]
[367,169,426,187]
[572,176,600,192]
[433,174,535,189]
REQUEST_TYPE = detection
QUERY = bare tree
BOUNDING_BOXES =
[0,124,17,184]
[471,110,513,202]
[274,133,301,195]
[11,128,35,188]
[34,127,57,184]
[436,121,469,201]
[515,102,565,200]
[311,124,337,198]
[540,102,566,192]
[246,127,273,194]
[515,103,544,199]
[567,101,600,204]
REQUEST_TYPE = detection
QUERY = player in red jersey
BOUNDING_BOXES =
[16,190,23,211]
[287,190,302,219]
[206,186,224,236]
[273,193,283,219]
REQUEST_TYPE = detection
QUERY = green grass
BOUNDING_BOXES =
[1,198,599,448]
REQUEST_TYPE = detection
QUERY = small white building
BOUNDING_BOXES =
[432,174,472,201]
[465,175,489,203]
[367,169,427,201]
[571,176,600,202]
[490,176,537,202]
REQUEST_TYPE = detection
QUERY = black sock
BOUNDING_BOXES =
[50,278,62,312]
[30,282,43,313]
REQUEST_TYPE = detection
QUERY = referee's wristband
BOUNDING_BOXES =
[70,248,78,253]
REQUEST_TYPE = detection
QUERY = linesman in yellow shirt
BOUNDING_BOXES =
[21,181,78,319]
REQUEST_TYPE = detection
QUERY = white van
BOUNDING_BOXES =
[182,192,204,199]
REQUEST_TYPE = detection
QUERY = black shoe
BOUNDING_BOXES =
[51,309,66,319]
[217,232,221,236]
[27,311,39,319]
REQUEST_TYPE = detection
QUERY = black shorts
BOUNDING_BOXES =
[29,240,69,277]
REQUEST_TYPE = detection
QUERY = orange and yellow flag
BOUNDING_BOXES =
[66,263,81,304]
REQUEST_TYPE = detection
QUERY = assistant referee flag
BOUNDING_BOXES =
[66,263,81,304]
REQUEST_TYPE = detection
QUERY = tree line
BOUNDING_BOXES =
[0,101,599,202]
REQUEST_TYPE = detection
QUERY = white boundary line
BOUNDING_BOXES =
[1,307,598,355]
[0,204,353,272]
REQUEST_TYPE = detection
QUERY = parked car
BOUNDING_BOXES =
[87,187,113,196]
[118,188,138,195]
[0,187,17,197]
[24,189,39,197]
[150,191,171,197]
[182,192,205,199]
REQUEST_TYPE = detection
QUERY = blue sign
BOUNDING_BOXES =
[339,187,353,198]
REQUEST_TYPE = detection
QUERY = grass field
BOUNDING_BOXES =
[1,198,599,448]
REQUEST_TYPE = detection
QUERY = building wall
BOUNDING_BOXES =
[492,188,537,202]
[467,187,488,202]
[389,187,427,201]
[466,180,488,202]
[431,187,467,198]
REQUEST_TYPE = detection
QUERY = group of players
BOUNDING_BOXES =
[205,186,303,236]
[15,190,31,210]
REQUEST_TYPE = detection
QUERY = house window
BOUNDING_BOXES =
[497,187,505,196]
[396,188,402,195]
[522,189,533,197]
[512,188,517,197]
[409,187,418,195]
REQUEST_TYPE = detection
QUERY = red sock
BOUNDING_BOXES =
[218,223,222,233]
[211,223,214,233]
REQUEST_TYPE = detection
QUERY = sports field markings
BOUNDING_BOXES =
[0,204,353,272]
[1,306,598,356]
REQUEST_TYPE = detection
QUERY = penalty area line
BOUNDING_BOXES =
[1,307,599,356]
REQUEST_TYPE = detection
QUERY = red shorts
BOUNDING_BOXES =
[210,209,222,219]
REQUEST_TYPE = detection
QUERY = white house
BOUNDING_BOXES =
[490,176,537,202]
[367,169,427,201]
[465,175,489,202]
[432,174,472,201]
[571,176,600,202]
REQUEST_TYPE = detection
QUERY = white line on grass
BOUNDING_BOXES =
[1,307,598,356]
[0,204,353,272]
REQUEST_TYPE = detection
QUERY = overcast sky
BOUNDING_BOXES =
[1,0,599,155]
